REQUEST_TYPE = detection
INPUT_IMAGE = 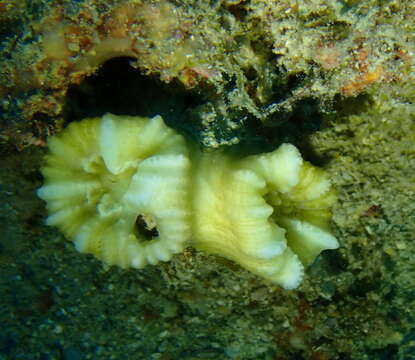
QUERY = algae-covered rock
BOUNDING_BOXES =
[1,0,415,359]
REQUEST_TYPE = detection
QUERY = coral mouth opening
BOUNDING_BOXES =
[135,214,159,241]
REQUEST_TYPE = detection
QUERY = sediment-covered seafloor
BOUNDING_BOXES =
[1,0,414,359]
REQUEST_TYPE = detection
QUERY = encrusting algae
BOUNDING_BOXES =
[38,113,338,289]
[2,0,414,358]
[2,0,412,151]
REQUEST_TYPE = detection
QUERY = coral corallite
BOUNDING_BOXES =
[192,144,338,289]
[38,114,338,289]
[37,114,192,268]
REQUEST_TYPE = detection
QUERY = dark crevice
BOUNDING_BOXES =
[64,56,204,138]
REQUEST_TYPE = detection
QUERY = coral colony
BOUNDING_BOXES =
[38,114,338,289]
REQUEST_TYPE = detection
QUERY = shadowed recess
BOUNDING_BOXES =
[64,56,204,134]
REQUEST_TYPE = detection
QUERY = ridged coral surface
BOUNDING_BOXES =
[37,113,192,268]
[193,144,338,289]
[38,114,337,289]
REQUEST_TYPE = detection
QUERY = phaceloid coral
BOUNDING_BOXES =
[193,144,338,289]
[37,114,192,268]
[38,114,338,289]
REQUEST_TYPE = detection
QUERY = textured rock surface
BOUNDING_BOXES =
[1,0,414,359]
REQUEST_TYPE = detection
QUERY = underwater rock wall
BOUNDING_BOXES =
[1,0,415,359]
[0,0,413,149]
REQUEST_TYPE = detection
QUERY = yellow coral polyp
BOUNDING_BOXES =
[38,113,192,268]
[192,144,338,289]
[38,114,338,289]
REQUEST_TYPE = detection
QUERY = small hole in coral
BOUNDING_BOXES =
[135,214,159,241]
